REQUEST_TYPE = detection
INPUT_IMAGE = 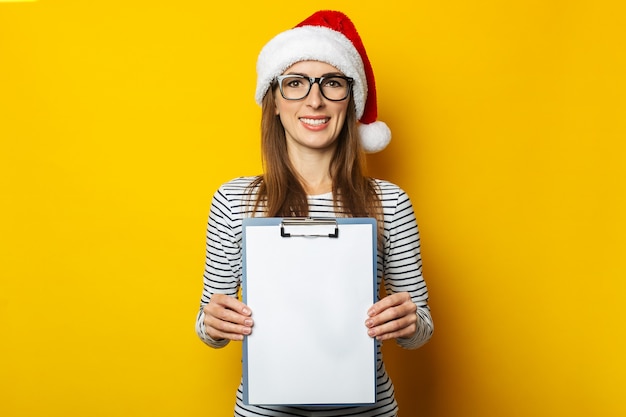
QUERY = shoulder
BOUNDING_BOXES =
[371,178,409,202]
[210,176,262,219]
[371,178,416,220]
[212,176,259,201]
[217,176,259,194]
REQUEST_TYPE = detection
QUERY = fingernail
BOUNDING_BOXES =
[244,319,253,326]
[242,308,250,315]
[365,319,373,327]
[243,327,251,335]
[368,329,376,337]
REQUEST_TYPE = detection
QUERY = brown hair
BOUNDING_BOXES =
[249,84,381,222]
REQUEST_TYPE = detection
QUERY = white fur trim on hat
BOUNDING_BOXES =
[255,26,368,120]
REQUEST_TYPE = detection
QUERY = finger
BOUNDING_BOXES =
[203,294,254,341]
[204,297,255,329]
[206,303,254,326]
[205,315,253,341]
[210,293,252,316]
[368,292,410,316]
[365,304,414,331]
[203,306,253,341]
[367,312,417,341]
[372,321,417,341]
[366,299,416,328]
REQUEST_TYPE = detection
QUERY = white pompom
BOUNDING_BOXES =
[358,121,392,153]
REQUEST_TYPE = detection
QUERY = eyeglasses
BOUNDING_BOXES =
[276,74,354,101]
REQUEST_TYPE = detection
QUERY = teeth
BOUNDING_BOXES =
[300,118,328,126]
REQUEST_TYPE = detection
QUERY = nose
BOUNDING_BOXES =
[305,82,325,108]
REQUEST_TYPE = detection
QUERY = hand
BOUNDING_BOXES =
[203,293,253,341]
[365,292,417,341]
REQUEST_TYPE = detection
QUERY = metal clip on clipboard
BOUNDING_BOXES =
[280,218,339,238]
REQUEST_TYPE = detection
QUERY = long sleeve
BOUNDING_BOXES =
[379,182,434,349]
[195,180,251,348]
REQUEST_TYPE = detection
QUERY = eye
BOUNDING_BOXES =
[322,77,346,88]
[283,76,307,89]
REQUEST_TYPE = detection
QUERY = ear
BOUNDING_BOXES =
[273,90,280,115]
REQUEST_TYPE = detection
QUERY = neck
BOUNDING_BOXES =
[287,147,334,195]
[301,177,332,195]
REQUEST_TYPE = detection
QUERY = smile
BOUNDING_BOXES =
[300,117,329,126]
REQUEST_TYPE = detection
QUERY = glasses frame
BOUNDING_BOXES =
[276,74,354,102]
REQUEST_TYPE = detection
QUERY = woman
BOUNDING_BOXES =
[196,10,433,417]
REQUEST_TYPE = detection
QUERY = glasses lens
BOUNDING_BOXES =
[320,77,351,101]
[279,76,311,100]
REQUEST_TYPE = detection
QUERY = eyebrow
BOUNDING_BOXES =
[284,72,345,77]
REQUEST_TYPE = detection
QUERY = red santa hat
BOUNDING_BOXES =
[255,10,391,153]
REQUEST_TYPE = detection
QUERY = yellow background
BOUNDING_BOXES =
[1,1,624,416]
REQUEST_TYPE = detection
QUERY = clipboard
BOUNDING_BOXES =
[241,217,378,406]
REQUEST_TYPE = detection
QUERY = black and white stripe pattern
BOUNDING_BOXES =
[196,176,433,416]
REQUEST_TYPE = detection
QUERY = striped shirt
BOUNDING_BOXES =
[196,176,433,417]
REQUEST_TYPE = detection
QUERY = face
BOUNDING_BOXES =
[274,61,350,154]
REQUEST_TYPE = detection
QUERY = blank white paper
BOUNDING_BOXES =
[242,219,376,406]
